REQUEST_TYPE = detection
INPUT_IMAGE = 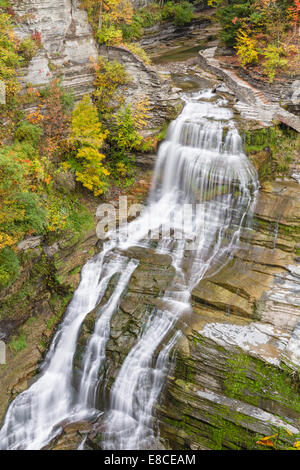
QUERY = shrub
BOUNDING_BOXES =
[38,80,72,157]
[15,121,43,146]
[0,247,20,288]
[13,192,46,234]
[97,24,123,45]
[162,1,195,26]
[262,44,288,82]
[69,95,109,196]
[18,37,39,63]
[120,15,144,40]
[111,104,142,152]
[216,1,254,47]
[0,12,22,100]
[0,144,46,247]
[236,30,258,66]
[124,43,151,65]
[93,58,129,115]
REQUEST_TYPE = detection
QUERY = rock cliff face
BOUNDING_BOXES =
[50,179,300,451]
[157,180,300,449]
[12,1,180,129]
[13,0,98,98]
[1,2,299,450]
[99,46,182,132]
[0,226,99,425]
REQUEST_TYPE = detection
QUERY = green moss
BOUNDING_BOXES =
[244,125,299,180]
[164,332,300,450]
[9,332,27,353]
[161,388,266,450]
[224,353,300,414]
[253,216,300,244]
[69,265,82,276]
[0,247,20,289]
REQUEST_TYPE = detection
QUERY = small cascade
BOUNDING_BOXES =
[0,90,258,450]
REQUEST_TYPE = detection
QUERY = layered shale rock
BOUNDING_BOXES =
[157,179,300,450]
[13,0,98,98]
[99,45,182,132]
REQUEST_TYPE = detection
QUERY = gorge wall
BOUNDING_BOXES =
[13,0,98,98]
[0,1,299,452]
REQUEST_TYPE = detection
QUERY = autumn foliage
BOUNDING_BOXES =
[210,0,300,82]
[69,95,109,196]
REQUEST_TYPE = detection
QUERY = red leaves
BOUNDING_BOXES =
[288,0,300,29]
[31,31,42,46]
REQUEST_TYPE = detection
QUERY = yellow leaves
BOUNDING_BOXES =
[133,97,151,131]
[0,232,18,251]
[72,95,107,149]
[235,30,259,66]
[256,433,278,448]
[93,57,129,114]
[115,161,127,177]
[76,147,105,164]
[60,162,71,171]
[70,95,109,196]
[103,0,133,26]
[207,0,224,6]
[75,166,109,196]
[284,428,294,436]
[46,204,67,232]
[123,43,152,66]
[256,432,300,450]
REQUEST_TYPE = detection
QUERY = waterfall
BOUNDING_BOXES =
[0,90,258,450]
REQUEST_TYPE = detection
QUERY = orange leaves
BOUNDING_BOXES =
[27,106,44,125]
[288,0,300,30]
[256,434,278,448]
[44,176,51,186]
[256,432,300,450]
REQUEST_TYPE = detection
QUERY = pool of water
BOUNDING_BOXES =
[151,42,205,64]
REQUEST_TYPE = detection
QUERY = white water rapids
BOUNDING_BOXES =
[0,90,258,450]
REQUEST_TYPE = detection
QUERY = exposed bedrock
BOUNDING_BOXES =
[98,45,182,132]
[51,180,300,450]
[13,0,98,98]
[12,1,180,132]
[156,179,300,450]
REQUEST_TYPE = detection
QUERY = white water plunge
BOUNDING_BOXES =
[0,90,258,450]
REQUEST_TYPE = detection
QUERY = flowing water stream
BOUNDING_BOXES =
[0,89,258,450]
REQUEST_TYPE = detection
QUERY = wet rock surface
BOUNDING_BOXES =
[0,228,98,426]
[1,7,300,449]
[157,180,300,450]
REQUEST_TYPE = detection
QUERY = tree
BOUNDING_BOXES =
[70,95,109,195]
[80,0,133,30]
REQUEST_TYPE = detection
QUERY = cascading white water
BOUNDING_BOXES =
[0,90,258,450]
[101,91,258,449]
